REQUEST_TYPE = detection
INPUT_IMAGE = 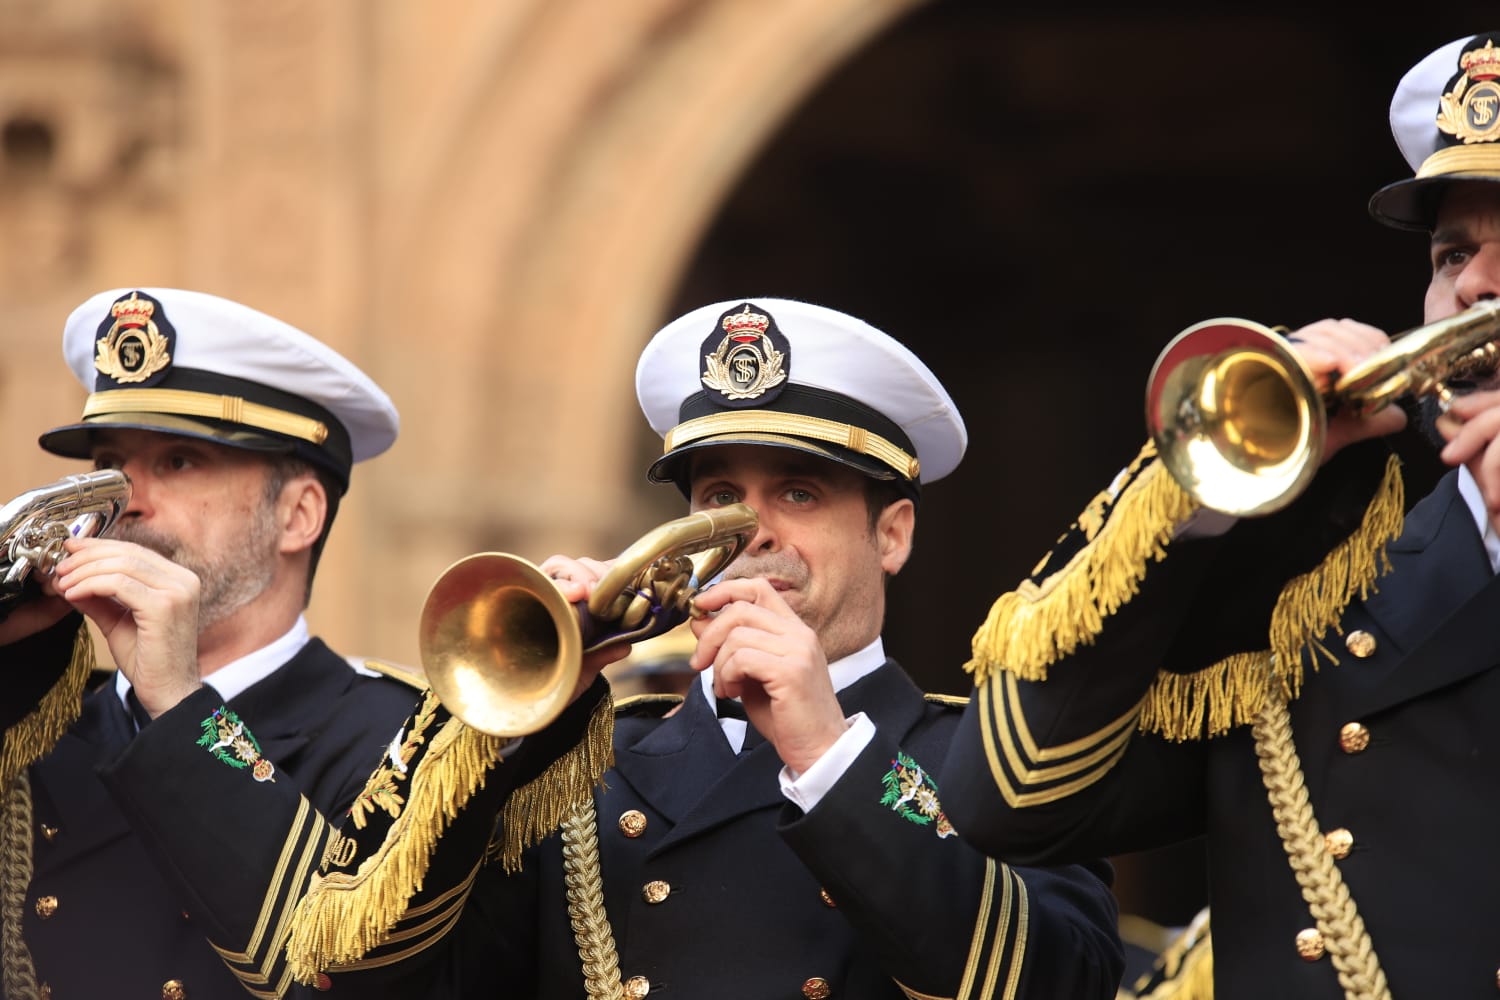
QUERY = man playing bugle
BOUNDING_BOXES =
[100,297,1125,998]
[944,30,1500,1000]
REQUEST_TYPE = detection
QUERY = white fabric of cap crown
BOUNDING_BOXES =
[636,297,966,484]
[60,287,398,463]
[1389,35,1471,172]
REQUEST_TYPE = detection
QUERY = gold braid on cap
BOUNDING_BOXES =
[1415,144,1500,179]
[83,388,329,445]
[664,412,919,480]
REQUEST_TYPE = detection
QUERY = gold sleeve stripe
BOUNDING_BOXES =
[999,869,1030,1000]
[955,857,1001,1000]
[212,797,329,989]
[329,901,468,971]
[895,980,953,999]
[977,672,1139,808]
[972,857,1032,1000]
[84,388,330,445]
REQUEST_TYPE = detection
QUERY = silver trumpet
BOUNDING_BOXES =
[0,470,132,602]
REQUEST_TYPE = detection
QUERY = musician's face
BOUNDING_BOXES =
[88,429,282,629]
[687,445,914,663]
[1426,181,1500,324]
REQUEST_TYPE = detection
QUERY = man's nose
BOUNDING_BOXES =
[1456,244,1500,304]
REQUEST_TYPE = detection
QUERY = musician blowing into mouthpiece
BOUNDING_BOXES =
[943,29,1500,1000]
[94,297,1127,998]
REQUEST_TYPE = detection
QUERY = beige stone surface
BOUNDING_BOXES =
[0,0,920,671]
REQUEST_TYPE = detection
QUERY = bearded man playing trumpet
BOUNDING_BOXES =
[101,297,1125,998]
[944,30,1500,1000]
[0,288,431,999]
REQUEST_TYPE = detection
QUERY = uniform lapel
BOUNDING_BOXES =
[1351,471,1500,716]
[610,683,749,829]
[218,638,352,764]
[611,661,928,854]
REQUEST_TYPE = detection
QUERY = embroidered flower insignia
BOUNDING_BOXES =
[196,706,275,783]
[349,690,440,831]
[879,751,954,838]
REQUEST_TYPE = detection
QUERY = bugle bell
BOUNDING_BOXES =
[0,469,132,603]
[419,503,758,737]
[1146,299,1500,516]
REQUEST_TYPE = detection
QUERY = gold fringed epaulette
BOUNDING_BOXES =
[284,691,615,982]
[285,692,506,977]
[1123,907,1213,1000]
[966,441,1196,685]
[1137,451,1404,741]
[0,625,93,789]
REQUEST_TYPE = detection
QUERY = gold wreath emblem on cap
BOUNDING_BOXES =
[1437,40,1500,144]
[701,305,787,401]
[94,292,171,384]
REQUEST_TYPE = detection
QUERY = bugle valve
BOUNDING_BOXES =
[1146,299,1500,516]
[419,503,758,737]
[0,470,132,604]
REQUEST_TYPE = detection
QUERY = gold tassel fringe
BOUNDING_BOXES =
[1137,652,1271,743]
[286,694,615,980]
[1137,453,1405,741]
[1266,453,1404,701]
[0,626,93,790]
[496,693,616,873]
[966,443,1196,684]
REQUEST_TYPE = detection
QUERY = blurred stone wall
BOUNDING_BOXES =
[0,0,920,668]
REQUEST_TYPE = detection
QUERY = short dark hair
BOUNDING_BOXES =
[264,455,342,606]
[863,476,907,532]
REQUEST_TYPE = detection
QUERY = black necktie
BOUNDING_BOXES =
[715,698,763,752]
[125,688,154,731]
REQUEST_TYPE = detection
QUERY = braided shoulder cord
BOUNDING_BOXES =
[1252,694,1389,1000]
[561,799,624,1000]
[0,772,39,1000]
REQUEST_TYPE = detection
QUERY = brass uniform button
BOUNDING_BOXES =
[1344,630,1377,658]
[34,895,57,920]
[803,977,832,999]
[819,887,837,907]
[315,972,333,991]
[623,975,651,998]
[1339,722,1371,754]
[39,824,58,842]
[162,980,187,1000]
[1324,828,1354,860]
[641,880,671,904]
[1295,928,1326,961]
[618,810,647,838]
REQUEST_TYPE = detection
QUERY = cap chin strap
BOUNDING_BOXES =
[664,411,918,481]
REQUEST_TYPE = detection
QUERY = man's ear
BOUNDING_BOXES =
[276,473,327,556]
[876,497,916,576]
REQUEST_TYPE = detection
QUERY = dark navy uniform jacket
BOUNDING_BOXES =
[105,660,1124,999]
[9,619,420,1000]
[946,458,1500,999]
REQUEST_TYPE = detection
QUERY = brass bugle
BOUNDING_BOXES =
[1146,299,1500,516]
[419,503,758,737]
[0,469,132,603]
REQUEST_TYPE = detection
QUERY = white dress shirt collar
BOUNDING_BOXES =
[116,615,311,709]
[1456,466,1500,573]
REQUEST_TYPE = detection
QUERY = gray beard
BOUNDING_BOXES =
[111,516,279,631]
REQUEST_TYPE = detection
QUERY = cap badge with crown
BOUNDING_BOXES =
[94,291,172,384]
[1437,38,1500,144]
[700,303,789,402]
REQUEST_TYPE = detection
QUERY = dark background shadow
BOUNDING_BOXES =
[667,2,1493,933]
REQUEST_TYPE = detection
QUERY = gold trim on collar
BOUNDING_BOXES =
[664,411,919,480]
[1415,142,1500,179]
[83,388,329,445]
